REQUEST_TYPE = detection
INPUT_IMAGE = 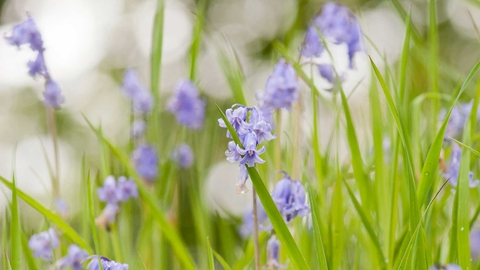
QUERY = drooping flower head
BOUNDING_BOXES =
[265,235,286,269]
[5,16,65,109]
[258,59,299,112]
[55,244,89,270]
[122,70,153,114]
[95,203,119,228]
[218,105,252,139]
[236,132,266,167]
[167,79,206,129]
[443,143,480,188]
[171,143,194,168]
[86,256,128,270]
[28,228,59,261]
[132,144,158,182]
[302,2,365,62]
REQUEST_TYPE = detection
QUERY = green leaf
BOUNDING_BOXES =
[213,250,232,270]
[0,175,93,254]
[216,104,310,270]
[307,186,329,269]
[189,0,206,81]
[87,171,101,260]
[10,175,21,269]
[21,232,38,270]
[207,237,215,270]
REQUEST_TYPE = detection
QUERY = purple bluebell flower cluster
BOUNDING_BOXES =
[122,70,153,114]
[219,105,275,193]
[240,172,310,236]
[302,2,364,63]
[96,176,138,228]
[265,235,286,269]
[257,59,300,115]
[171,143,194,168]
[28,228,59,261]
[439,101,478,140]
[167,80,206,130]
[443,143,480,188]
[132,144,158,182]
[5,16,64,108]
[428,264,461,270]
[55,244,89,270]
[87,256,128,270]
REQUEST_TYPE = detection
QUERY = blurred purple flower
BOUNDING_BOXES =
[122,70,153,114]
[429,264,461,270]
[266,235,286,269]
[131,120,146,139]
[167,80,206,129]
[439,102,478,140]
[302,2,365,62]
[98,176,120,204]
[5,16,44,51]
[87,256,128,270]
[318,64,336,83]
[27,53,46,77]
[28,228,59,261]
[258,59,299,111]
[43,81,65,109]
[95,203,119,228]
[132,144,158,182]
[56,244,89,270]
[55,198,69,216]
[444,143,480,188]
[471,229,480,260]
[171,143,194,168]
[236,132,266,167]
[116,176,138,201]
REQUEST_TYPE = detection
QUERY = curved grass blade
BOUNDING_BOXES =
[216,104,310,270]
[0,175,93,254]
[307,186,329,269]
[213,250,232,270]
[10,175,21,269]
[189,0,206,81]
[207,237,215,270]
[82,116,196,270]
[87,171,101,257]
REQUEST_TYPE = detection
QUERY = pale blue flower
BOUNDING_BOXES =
[167,79,206,129]
[218,105,252,138]
[236,132,266,167]
[28,228,58,261]
[98,176,120,204]
[428,264,461,270]
[266,235,286,269]
[132,144,158,182]
[122,70,153,114]
[444,143,480,188]
[236,165,249,194]
[259,59,299,111]
[55,244,89,270]
[171,143,194,168]
[43,80,65,109]
[27,53,46,77]
[116,176,138,201]
[439,102,478,140]
[87,256,128,270]
[318,64,335,83]
[95,203,119,228]
[131,120,146,139]
[250,107,275,143]
[470,229,480,260]
[5,17,44,51]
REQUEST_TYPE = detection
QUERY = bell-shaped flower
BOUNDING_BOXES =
[116,176,138,202]
[5,17,44,51]
[218,105,252,138]
[259,59,299,111]
[86,256,128,270]
[55,244,89,270]
[132,144,158,182]
[171,143,194,168]
[236,132,266,167]
[236,165,249,194]
[28,228,59,261]
[43,80,65,109]
[97,176,120,204]
[167,80,206,129]
[265,235,287,269]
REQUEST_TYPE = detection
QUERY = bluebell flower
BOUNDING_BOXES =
[439,102,475,140]
[226,141,241,163]
[239,201,269,237]
[302,2,365,63]
[236,165,249,194]
[132,144,158,182]
[28,228,59,261]
[116,176,138,201]
[236,132,266,167]
[265,235,286,269]
[258,59,299,111]
[6,16,65,109]
[471,229,480,260]
[428,264,461,270]
[218,105,252,138]
[122,69,153,114]
[86,256,128,270]
[131,120,146,139]
[171,143,194,168]
[95,203,119,228]
[98,176,120,204]
[318,64,336,83]
[5,16,44,52]
[167,79,206,129]
[250,107,276,143]
[443,143,480,188]
[55,198,69,217]
[55,244,89,270]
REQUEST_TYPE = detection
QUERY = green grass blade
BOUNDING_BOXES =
[87,171,101,256]
[331,172,344,270]
[213,250,232,270]
[189,0,205,81]
[216,104,310,270]
[307,186,329,269]
[344,181,386,267]
[150,0,164,101]
[10,175,21,269]
[83,116,196,270]
[207,237,215,270]
[21,232,38,270]
[0,175,93,254]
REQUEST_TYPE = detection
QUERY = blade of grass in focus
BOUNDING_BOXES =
[216,104,310,270]
[307,186,329,269]
[0,175,93,254]
[10,174,21,270]
[189,0,206,81]
[87,171,102,262]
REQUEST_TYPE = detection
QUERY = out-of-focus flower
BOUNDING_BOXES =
[167,80,206,129]
[439,102,477,140]
[265,235,286,269]
[116,176,138,201]
[28,228,59,261]
[98,176,120,204]
[443,143,480,188]
[302,2,365,62]
[318,64,336,83]
[132,144,158,182]
[257,59,299,112]
[236,165,249,194]
[55,244,89,270]
[56,198,69,217]
[171,143,194,168]
[131,120,146,139]
[471,229,480,260]
[428,264,462,270]
[121,70,153,114]
[95,203,119,228]
[86,256,128,270]
[239,201,269,237]
[5,16,64,109]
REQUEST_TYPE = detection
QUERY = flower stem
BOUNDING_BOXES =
[252,188,260,270]
[46,107,60,199]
